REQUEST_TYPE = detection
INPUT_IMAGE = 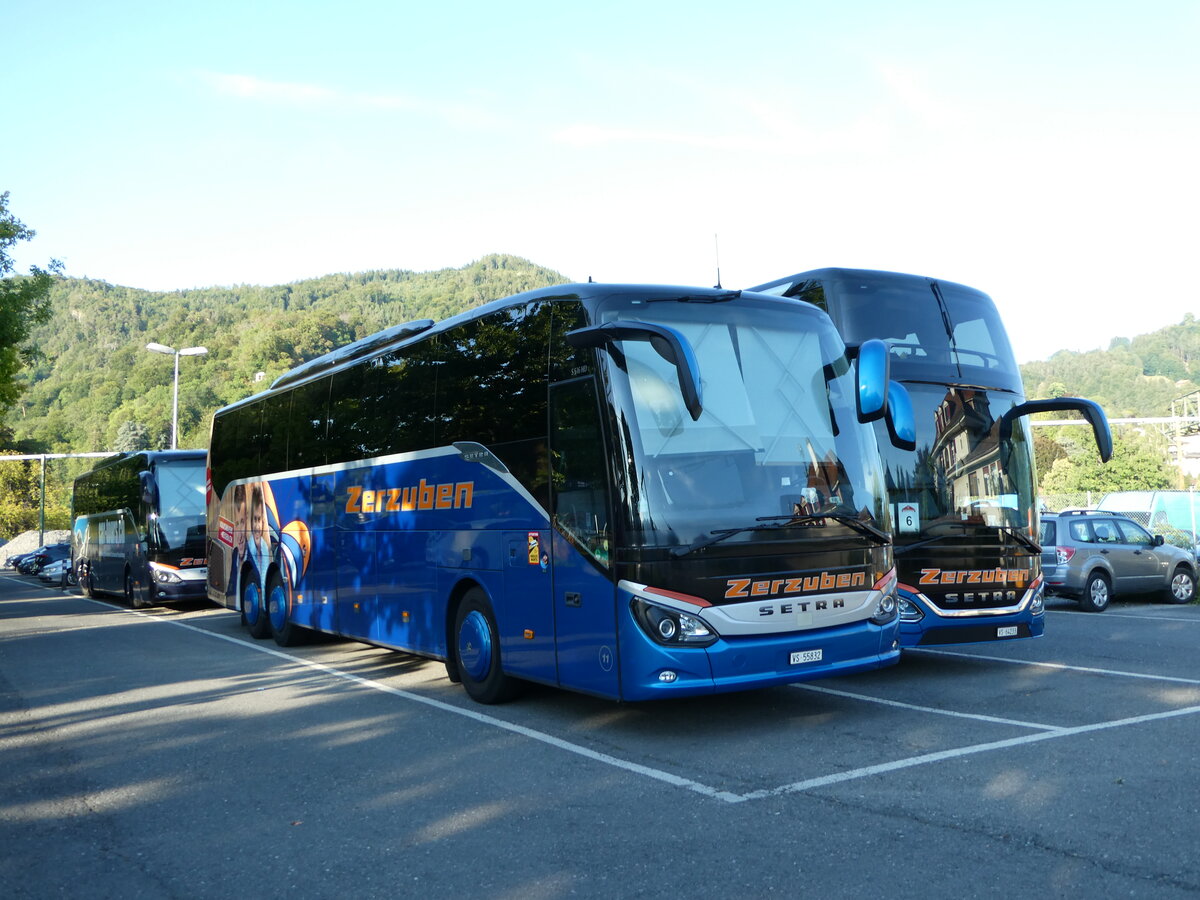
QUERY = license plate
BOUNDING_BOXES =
[997,626,1018,638]
[790,649,823,665]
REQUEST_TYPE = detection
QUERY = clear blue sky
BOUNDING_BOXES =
[5,0,1198,362]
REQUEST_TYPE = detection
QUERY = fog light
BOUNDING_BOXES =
[658,670,678,683]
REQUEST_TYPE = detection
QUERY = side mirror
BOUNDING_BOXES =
[1152,534,1165,547]
[886,380,917,451]
[999,397,1113,462]
[855,339,890,423]
[138,470,158,508]
[567,322,704,420]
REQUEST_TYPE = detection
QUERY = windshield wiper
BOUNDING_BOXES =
[895,524,1041,555]
[647,290,741,304]
[671,512,889,558]
[999,525,1042,554]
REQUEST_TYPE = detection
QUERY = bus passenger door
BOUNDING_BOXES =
[549,378,620,699]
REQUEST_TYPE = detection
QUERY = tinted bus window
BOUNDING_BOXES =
[287,377,330,470]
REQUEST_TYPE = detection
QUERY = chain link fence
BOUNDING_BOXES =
[1039,492,1098,512]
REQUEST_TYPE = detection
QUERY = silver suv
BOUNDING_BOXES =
[1039,510,1196,611]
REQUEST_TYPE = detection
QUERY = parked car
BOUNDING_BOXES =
[1039,510,1197,612]
[5,551,33,570]
[38,558,70,584]
[17,542,70,575]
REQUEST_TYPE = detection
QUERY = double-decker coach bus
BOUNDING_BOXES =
[206,282,916,703]
[749,268,1111,647]
[72,450,209,607]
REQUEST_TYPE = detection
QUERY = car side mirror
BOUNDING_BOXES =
[1152,534,1165,547]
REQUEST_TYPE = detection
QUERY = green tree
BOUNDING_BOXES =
[114,421,150,451]
[0,192,61,414]
[1041,432,1176,494]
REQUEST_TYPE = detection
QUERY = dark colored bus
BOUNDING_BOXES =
[749,268,1110,647]
[206,282,915,703]
[72,450,208,606]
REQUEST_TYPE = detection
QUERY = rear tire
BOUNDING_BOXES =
[1166,566,1196,604]
[453,588,521,704]
[241,572,271,639]
[267,572,306,647]
[1079,571,1111,612]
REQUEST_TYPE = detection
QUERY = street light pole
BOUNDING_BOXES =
[146,342,208,449]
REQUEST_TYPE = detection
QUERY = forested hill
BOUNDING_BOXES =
[4,254,567,453]
[1019,314,1200,416]
[5,258,1199,457]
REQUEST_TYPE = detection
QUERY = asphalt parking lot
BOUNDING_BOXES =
[1,574,1197,898]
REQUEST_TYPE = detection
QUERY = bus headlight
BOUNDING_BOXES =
[898,596,924,622]
[870,591,898,625]
[1031,583,1045,615]
[150,565,183,585]
[630,598,717,647]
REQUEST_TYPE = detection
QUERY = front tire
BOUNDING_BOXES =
[453,588,521,704]
[1079,571,1111,612]
[1166,566,1196,604]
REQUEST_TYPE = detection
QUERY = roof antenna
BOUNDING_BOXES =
[713,233,722,289]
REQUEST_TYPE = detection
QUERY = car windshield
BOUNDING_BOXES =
[595,294,887,550]
[153,460,206,551]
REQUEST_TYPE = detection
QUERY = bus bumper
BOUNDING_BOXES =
[148,566,208,604]
[617,613,900,702]
[897,584,1045,647]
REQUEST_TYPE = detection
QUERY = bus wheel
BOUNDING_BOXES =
[129,569,154,608]
[453,589,521,704]
[1079,571,1111,612]
[1166,566,1195,604]
[241,577,271,639]
[266,572,306,647]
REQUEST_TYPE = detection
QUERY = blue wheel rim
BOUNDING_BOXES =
[268,583,288,632]
[458,609,493,681]
[244,582,262,625]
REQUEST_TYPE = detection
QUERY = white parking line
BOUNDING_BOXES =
[21,588,1200,804]
[1049,608,1200,624]
[909,647,1200,686]
[795,683,1063,731]
[740,703,1200,800]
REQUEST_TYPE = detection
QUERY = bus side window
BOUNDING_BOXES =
[549,379,611,567]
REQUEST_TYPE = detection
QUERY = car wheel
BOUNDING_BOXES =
[1166,566,1195,604]
[1079,571,1111,612]
[453,588,521,704]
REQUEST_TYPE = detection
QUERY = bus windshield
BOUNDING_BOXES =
[596,296,887,550]
[814,271,1021,393]
[153,459,207,551]
[883,382,1037,540]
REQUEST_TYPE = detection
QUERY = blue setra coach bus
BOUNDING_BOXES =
[749,268,1111,648]
[206,282,916,702]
